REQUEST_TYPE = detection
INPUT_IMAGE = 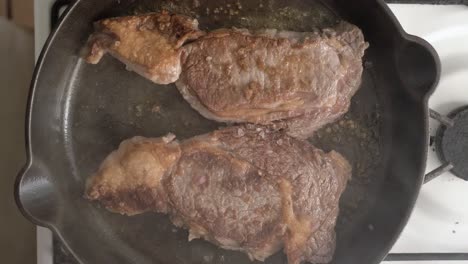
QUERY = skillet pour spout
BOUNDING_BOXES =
[395,36,440,100]
[15,161,59,226]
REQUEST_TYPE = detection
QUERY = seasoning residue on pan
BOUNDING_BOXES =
[129,0,338,30]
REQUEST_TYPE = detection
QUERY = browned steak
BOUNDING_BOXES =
[85,134,181,215]
[84,12,204,84]
[177,23,367,138]
[85,126,351,264]
[84,13,368,138]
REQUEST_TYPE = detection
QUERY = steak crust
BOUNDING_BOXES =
[84,12,204,84]
[177,23,367,139]
[85,126,351,263]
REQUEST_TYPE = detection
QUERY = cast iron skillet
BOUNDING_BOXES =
[15,0,440,263]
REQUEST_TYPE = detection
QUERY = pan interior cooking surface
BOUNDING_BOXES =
[128,0,339,30]
[20,0,444,263]
[63,1,384,263]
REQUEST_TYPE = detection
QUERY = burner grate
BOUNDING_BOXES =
[426,107,468,182]
[435,106,468,181]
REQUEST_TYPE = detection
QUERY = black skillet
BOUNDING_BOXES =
[15,0,440,263]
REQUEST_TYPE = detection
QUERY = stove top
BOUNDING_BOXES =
[34,2,468,264]
[428,106,468,182]
[385,4,468,263]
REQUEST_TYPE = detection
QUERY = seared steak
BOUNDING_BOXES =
[84,12,204,84]
[86,126,351,264]
[84,13,368,138]
[178,24,367,138]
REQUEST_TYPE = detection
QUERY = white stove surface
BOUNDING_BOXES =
[384,4,468,264]
[34,2,468,264]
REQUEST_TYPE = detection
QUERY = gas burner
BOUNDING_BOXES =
[435,106,468,180]
[426,107,468,182]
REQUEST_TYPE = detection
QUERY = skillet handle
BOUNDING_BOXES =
[395,36,441,99]
[15,162,58,226]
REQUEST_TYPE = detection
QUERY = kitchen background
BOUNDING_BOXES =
[0,0,35,264]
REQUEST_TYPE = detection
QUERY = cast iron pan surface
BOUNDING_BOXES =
[15,0,440,263]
